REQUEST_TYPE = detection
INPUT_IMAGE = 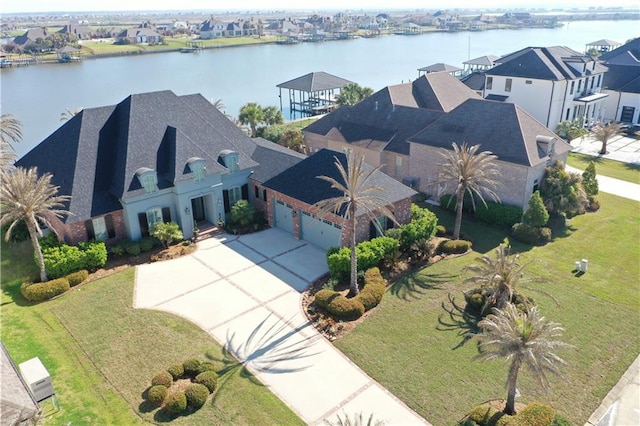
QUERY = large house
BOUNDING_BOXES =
[482,46,609,130]
[303,72,571,210]
[116,27,162,44]
[599,37,640,125]
[16,91,415,249]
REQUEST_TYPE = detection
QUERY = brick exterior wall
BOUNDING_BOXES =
[249,180,269,215]
[49,210,127,245]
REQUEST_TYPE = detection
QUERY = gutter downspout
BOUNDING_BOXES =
[546,80,556,128]
[559,79,569,125]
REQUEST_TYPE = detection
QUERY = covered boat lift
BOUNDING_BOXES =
[277,71,353,118]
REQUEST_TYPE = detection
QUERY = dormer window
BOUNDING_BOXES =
[187,157,206,182]
[219,150,239,173]
[136,168,159,193]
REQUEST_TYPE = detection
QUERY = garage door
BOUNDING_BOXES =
[300,211,342,250]
[274,200,294,234]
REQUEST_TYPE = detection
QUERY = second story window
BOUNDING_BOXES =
[486,76,493,90]
[570,81,575,95]
[505,78,512,92]
[577,79,582,93]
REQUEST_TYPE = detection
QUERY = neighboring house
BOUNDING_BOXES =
[57,24,92,40]
[262,149,416,250]
[1,342,40,425]
[599,37,640,124]
[303,72,571,210]
[12,27,48,46]
[116,28,162,44]
[199,19,226,39]
[483,46,609,130]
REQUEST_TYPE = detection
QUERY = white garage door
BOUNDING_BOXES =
[274,200,294,235]
[300,211,342,250]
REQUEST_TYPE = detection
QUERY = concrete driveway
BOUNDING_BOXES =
[135,228,428,425]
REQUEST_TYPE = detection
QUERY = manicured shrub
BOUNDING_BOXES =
[21,278,70,302]
[139,236,157,252]
[511,223,552,245]
[468,403,501,424]
[439,239,471,254]
[314,289,339,309]
[124,240,141,256]
[582,161,599,197]
[39,233,62,250]
[475,202,523,228]
[164,391,187,414]
[77,241,108,270]
[435,225,447,236]
[65,269,89,287]
[326,237,399,281]
[109,241,125,257]
[356,290,379,311]
[396,205,438,254]
[195,370,218,393]
[587,197,600,212]
[167,364,184,380]
[42,241,107,279]
[182,358,202,377]
[518,403,555,425]
[151,222,184,248]
[147,385,168,405]
[185,383,210,409]
[522,191,549,228]
[326,247,352,281]
[151,371,173,387]
[196,361,218,375]
[326,295,365,320]
[551,415,572,426]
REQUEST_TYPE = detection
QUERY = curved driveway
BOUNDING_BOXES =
[135,228,428,425]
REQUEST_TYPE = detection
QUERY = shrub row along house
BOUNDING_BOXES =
[303,72,572,210]
[16,91,415,249]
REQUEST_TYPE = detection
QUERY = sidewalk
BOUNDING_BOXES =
[570,134,640,166]
[565,165,640,202]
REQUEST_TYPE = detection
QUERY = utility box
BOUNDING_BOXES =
[18,357,55,402]
[580,259,589,273]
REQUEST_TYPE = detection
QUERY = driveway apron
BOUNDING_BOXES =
[135,228,428,425]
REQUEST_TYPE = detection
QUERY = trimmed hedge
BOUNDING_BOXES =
[167,364,184,380]
[358,267,385,310]
[196,361,218,375]
[439,239,472,254]
[440,195,523,228]
[326,295,365,319]
[147,385,168,405]
[313,289,338,309]
[182,358,202,377]
[511,223,552,245]
[65,269,89,287]
[139,237,157,252]
[185,383,209,409]
[518,403,555,425]
[21,278,70,302]
[195,371,218,393]
[327,236,399,281]
[151,371,173,387]
[42,241,107,279]
[164,391,187,414]
[465,402,558,426]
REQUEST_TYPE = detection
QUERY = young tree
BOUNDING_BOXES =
[278,128,306,153]
[437,142,501,240]
[554,119,587,143]
[314,152,398,296]
[472,303,572,416]
[238,102,265,137]
[336,83,374,107]
[522,191,549,228]
[150,222,183,248]
[0,167,71,282]
[591,121,621,155]
[540,161,587,218]
[581,161,599,198]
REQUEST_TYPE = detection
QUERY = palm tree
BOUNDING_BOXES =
[238,102,265,137]
[1,167,71,282]
[60,107,82,121]
[324,412,386,426]
[437,142,500,240]
[314,152,397,296]
[211,98,226,111]
[1,114,22,170]
[472,303,571,416]
[262,105,284,126]
[591,121,621,155]
[336,83,374,107]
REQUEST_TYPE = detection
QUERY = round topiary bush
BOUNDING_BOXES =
[439,239,471,254]
[164,391,187,414]
[21,278,70,302]
[194,371,218,393]
[196,361,217,375]
[435,225,447,236]
[356,290,379,311]
[167,364,184,380]
[313,289,338,309]
[182,358,202,377]
[185,383,210,409]
[65,269,89,287]
[326,295,365,320]
[518,402,555,425]
[151,371,173,387]
[147,385,168,406]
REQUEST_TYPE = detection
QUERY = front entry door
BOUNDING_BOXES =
[191,197,206,223]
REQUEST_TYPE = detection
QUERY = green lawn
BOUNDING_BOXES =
[335,192,640,424]
[567,152,640,184]
[1,243,302,425]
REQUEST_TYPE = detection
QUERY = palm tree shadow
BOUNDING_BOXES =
[204,313,322,402]
[389,271,455,300]
[436,292,482,350]
[623,162,640,173]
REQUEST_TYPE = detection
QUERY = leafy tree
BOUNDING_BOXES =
[314,152,398,296]
[263,105,284,126]
[0,167,71,282]
[1,114,22,170]
[540,161,587,218]
[336,83,374,107]
[437,142,501,240]
[581,161,599,198]
[555,119,587,142]
[238,102,265,137]
[150,222,183,248]
[522,191,549,228]
[472,303,571,416]
[591,121,621,155]
[278,128,307,153]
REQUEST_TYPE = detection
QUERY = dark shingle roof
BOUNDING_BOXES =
[602,65,640,93]
[600,37,640,63]
[262,149,416,211]
[250,138,306,183]
[276,71,353,92]
[408,98,570,167]
[460,71,486,91]
[1,342,39,425]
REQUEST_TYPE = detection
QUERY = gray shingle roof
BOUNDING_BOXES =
[460,71,486,91]
[262,149,416,212]
[600,37,640,63]
[250,138,306,183]
[408,98,570,167]
[463,55,500,66]
[417,63,462,73]
[1,342,39,425]
[603,65,640,94]
[276,71,353,92]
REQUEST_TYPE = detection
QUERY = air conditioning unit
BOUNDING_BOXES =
[18,357,55,402]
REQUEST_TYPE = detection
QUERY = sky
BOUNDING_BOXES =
[2,0,639,14]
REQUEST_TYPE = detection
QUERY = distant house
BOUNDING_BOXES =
[16,91,414,249]
[12,27,48,46]
[116,27,162,44]
[483,46,608,130]
[599,37,640,124]
[57,24,92,40]
[199,19,226,39]
[303,73,570,210]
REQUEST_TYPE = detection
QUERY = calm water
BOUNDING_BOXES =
[2,20,638,158]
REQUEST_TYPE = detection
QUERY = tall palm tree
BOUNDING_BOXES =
[60,107,82,121]
[0,114,23,170]
[238,102,265,137]
[336,83,374,107]
[263,105,284,126]
[1,167,71,282]
[314,152,397,296]
[437,142,500,240]
[472,303,571,416]
[591,121,621,155]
